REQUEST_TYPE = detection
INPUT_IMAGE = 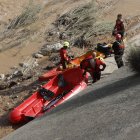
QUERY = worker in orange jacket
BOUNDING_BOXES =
[113,14,125,38]
[112,34,125,68]
[60,41,71,69]
[80,52,106,83]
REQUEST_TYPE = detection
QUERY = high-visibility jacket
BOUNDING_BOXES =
[114,19,125,32]
[112,41,125,55]
[60,48,69,62]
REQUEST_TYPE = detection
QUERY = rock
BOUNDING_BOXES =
[33,53,44,58]
[0,82,8,90]
[56,32,60,36]
[59,32,68,40]
[40,43,63,55]
[11,95,19,99]
[7,70,23,79]
[33,60,39,67]
[19,62,29,68]
[0,74,5,80]
[13,70,23,76]
[8,81,18,88]
[38,50,50,56]
[20,75,32,81]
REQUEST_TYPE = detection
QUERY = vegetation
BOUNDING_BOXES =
[127,45,140,73]
[7,1,41,29]
[55,1,113,43]
[0,1,41,52]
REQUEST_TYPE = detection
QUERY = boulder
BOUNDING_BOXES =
[33,53,44,58]
[0,82,8,90]
[40,43,63,55]
[19,62,29,68]
[0,74,5,80]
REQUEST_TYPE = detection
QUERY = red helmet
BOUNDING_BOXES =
[116,34,122,40]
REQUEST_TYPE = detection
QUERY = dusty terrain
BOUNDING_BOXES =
[0,0,140,139]
[0,0,91,74]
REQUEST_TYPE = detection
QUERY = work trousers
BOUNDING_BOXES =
[114,54,124,68]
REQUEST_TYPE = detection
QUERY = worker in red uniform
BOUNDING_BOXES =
[112,34,125,68]
[112,14,125,38]
[60,41,70,69]
[80,52,106,83]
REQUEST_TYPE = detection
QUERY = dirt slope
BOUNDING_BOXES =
[0,0,91,74]
[104,0,140,20]
[0,0,140,74]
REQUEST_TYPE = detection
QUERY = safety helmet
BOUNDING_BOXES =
[116,34,122,40]
[63,41,70,47]
[117,14,122,18]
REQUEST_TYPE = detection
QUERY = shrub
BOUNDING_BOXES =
[127,46,140,73]
[7,1,41,29]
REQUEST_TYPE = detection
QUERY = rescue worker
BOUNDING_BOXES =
[113,14,125,38]
[112,34,125,68]
[80,52,106,83]
[60,41,71,69]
